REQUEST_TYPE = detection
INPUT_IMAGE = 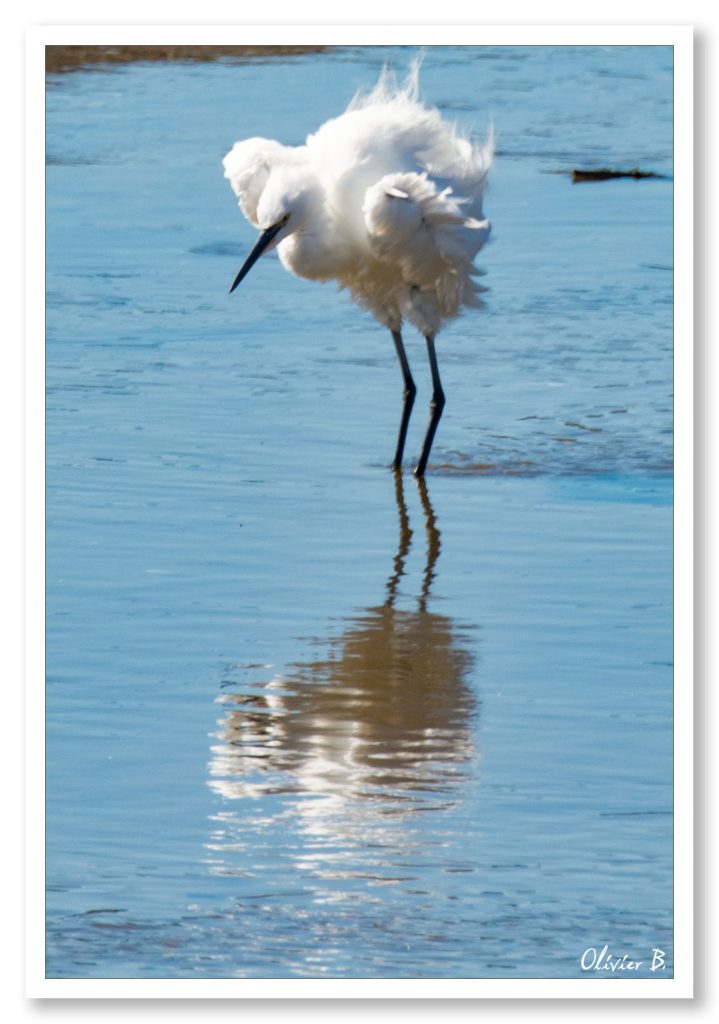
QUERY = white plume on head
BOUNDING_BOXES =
[348,54,423,110]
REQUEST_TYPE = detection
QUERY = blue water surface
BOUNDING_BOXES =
[45,44,674,980]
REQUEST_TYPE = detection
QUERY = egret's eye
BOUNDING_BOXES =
[276,212,290,228]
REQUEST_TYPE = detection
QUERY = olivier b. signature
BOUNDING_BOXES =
[580,946,668,974]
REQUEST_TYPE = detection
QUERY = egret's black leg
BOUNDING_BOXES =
[391,329,416,470]
[414,334,445,478]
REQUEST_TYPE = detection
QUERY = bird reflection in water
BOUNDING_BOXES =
[207,475,479,828]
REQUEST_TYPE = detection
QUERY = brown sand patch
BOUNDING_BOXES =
[46,45,331,74]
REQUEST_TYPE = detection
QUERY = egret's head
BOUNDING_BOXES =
[223,137,289,226]
[229,166,318,294]
[258,166,320,236]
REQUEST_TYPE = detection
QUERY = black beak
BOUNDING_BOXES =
[229,222,284,294]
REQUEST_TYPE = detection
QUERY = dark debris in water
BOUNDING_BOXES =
[570,167,663,183]
[544,167,667,183]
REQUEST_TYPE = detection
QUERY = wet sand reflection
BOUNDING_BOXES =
[208,476,479,816]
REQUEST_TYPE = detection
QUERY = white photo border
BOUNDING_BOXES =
[26,23,693,1000]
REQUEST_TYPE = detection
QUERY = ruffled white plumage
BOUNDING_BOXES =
[223,63,492,336]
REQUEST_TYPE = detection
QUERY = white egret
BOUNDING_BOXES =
[223,62,492,476]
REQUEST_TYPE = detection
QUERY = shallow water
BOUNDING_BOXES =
[45,45,674,979]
